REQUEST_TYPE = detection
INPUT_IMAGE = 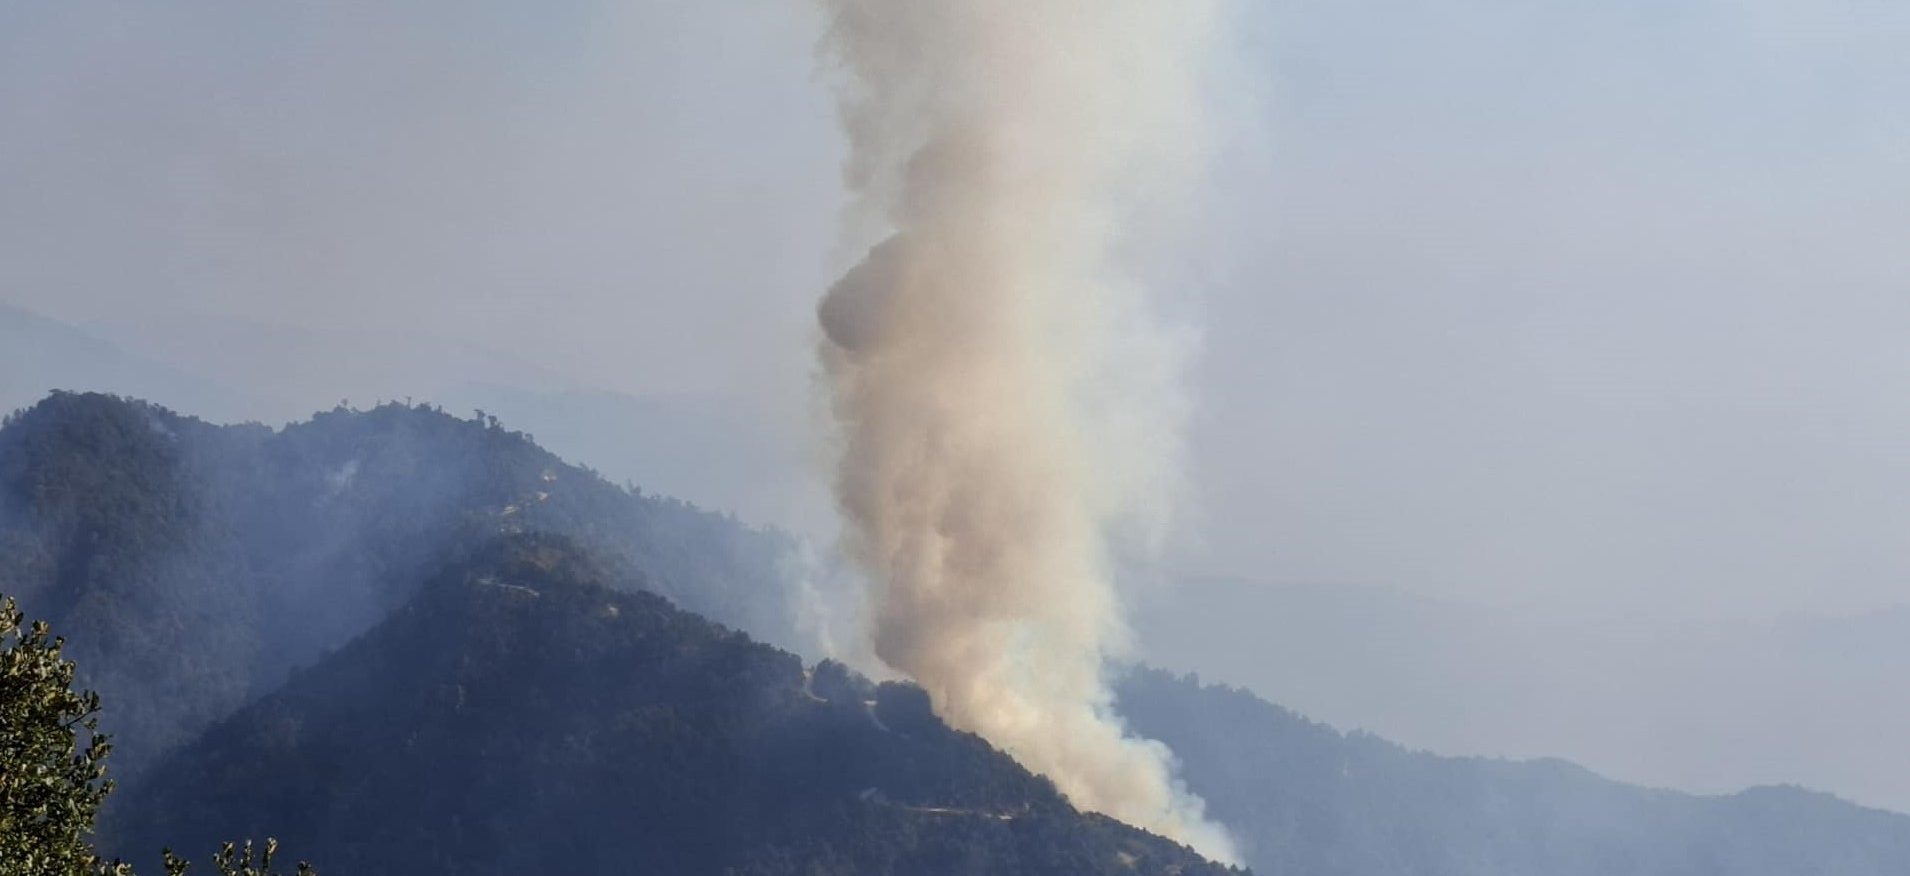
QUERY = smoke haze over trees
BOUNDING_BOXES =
[3,393,1908,874]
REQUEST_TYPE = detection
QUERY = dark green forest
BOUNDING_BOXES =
[0,391,802,785]
[111,535,1232,875]
[4,391,1909,875]
[0,393,1230,875]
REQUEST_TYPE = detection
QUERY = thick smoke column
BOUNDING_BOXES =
[813,0,1234,861]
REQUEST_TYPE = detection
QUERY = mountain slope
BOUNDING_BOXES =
[0,391,805,781]
[11,392,1910,876]
[109,534,1234,876]
[1118,667,1910,876]
[0,393,260,774]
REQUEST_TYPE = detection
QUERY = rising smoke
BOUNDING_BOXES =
[813,0,1235,862]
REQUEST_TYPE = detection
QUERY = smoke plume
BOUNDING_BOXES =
[813,0,1235,862]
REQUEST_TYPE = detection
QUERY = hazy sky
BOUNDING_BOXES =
[1190,1,1910,620]
[0,1,841,402]
[4,2,1907,619]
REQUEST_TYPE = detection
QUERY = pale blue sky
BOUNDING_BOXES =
[4,0,1906,616]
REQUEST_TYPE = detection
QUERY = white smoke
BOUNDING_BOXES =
[812,0,1236,862]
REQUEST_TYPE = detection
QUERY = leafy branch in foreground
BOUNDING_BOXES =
[163,839,314,876]
[0,595,314,876]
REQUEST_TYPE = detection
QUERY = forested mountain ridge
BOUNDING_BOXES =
[1119,667,1910,876]
[107,533,1237,876]
[7,390,1910,876]
[0,391,803,781]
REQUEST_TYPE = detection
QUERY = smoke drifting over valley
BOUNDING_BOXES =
[812,0,1232,860]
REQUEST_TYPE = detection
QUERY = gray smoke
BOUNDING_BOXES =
[812,0,1235,861]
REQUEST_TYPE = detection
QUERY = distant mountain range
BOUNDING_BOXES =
[2,391,1907,874]
[23,294,1899,817]
[0,301,262,422]
[0,298,817,529]
[1135,572,1910,814]
[1122,668,1910,876]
